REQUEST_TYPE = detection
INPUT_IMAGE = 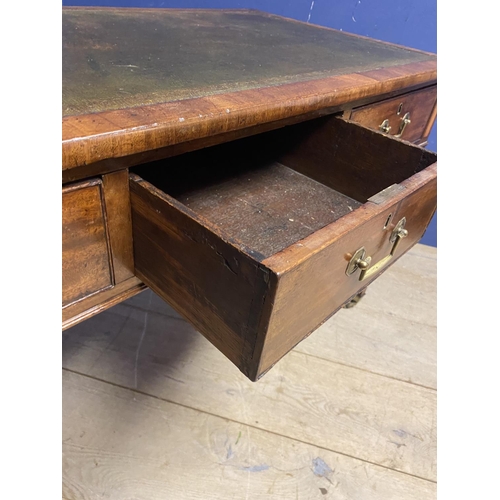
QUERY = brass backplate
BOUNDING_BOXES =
[346,247,366,276]
[390,217,407,243]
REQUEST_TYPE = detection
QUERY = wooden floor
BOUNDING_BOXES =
[62,243,436,500]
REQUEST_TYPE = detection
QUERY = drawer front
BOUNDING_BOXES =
[350,86,437,144]
[62,179,113,307]
[130,116,437,381]
[257,165,436,376]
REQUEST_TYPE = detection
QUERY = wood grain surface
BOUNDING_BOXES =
[62,20,438,495]
[62,277,146,331]
[62,244,437,498]
[62,179,113,307]
[62,61,437,172]
[256,164,437,377]
[134,143,363,259]
[63,370,435,500]
[101,170,135,283]
[350,85,437,144]
[277,115,436,202]
[62,8,436,172]
[297,244,436,389]
[129,116,436,380]
[130,174,273,378]
[62,171,142,329]
[61,108,329,184]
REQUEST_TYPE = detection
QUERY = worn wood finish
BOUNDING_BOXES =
[257,166,437,377]
[62,276,145,331]
[135,149,362,259]
[62,179,113,307]
[62,9,438,385]
[102,170,134,283]
[130,175,273,377]
[298,244,437,389]
[176,164,360,258]
[63,369,436,498]
[63,60,436,171]
[130,117,436,380]
[62,8,436,171]
[62,108,331,184]
[63,247,437,485]
[350,85,437,144]
[277,115,436,202]
[63,9,435,117]
[61,84,433,185]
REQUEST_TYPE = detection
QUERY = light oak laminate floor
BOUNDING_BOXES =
[63,243,436,500]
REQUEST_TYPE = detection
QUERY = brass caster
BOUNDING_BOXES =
[343,289,367,309]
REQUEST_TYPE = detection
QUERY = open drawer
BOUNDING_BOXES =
[130,116,437,381]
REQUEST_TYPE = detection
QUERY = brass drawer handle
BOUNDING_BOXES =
[346,218,408,281]
[379,119,391,134]
[379,112,411,138]
[394,112,411,138]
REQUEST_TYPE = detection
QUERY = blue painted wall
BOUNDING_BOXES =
[63,0,437,246]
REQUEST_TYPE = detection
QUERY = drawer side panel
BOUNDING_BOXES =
[130,176,273,377]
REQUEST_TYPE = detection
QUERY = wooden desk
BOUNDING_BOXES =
[62,8,437,381]
[63,243,437,498]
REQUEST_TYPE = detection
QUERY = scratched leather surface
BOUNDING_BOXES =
[62,9,435,116]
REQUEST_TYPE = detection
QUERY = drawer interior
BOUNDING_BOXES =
[130,115,437,380]
[134,147,361,260]
[132,115,436,261]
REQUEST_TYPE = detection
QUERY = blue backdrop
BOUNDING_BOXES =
[63,0,437,246]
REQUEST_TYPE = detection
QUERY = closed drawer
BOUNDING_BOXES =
[130,116,437,381]
[350,86,437,144]
[62,179,113,307]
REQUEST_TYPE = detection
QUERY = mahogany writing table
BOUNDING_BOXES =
[62,8,437,380]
